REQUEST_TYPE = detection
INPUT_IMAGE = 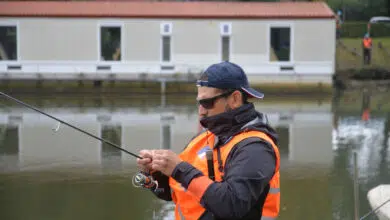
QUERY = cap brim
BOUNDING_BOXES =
[241,87,264,99]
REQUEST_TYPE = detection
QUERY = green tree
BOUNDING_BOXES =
[324,0,388,21]
[387,0,390,16]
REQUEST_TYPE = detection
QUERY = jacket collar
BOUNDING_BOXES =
[199,103,259,143]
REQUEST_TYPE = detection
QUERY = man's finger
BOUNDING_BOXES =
[138,158,152,165]
[140,150,153,158]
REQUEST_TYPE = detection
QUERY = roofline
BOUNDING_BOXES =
[0,1,336,19]
[0,15,336,19]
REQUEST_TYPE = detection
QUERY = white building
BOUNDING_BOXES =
[0,1,336,84]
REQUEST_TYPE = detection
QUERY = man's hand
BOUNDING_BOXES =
[136,150,154,172]
[151,150,183,177]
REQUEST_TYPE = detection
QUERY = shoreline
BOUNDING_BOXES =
[0,79,333,96]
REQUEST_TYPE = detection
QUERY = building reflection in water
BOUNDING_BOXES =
[0,124,19,172]
[0,100,334,172]
[101,124,122,172]
[1,91,389,219]
[0,95,350,220]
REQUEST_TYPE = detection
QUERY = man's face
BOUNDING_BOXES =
[197,86,242,119]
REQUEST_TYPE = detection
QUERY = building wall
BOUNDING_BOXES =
[20,18,98,61]
[173,20,220,67]
[124,20,160,62]
[230,20,269,65]
[0,17,335,83]
[293,19,335,62]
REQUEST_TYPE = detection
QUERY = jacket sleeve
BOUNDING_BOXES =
[171,138,276,219]
[150,171,172,201]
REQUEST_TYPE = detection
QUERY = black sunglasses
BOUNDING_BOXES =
[197,90,234,109]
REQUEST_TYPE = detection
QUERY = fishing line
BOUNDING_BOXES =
[0,91,161,190]
[0,91,142,159]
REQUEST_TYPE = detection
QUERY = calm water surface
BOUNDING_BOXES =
[0,90,389,220]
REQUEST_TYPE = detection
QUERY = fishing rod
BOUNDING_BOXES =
[0,91,142,159]
[0,91,158,190]
[360,197,390,220]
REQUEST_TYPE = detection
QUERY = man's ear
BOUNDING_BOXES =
[230,90,243,108]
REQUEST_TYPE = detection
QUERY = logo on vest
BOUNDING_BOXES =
[197,145,211,159]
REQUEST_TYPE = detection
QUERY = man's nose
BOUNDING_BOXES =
[198,104,207,115]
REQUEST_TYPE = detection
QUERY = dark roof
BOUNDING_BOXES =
[0,1,335,19]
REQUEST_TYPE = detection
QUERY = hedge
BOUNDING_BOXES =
[339,22,390,38]
[337,68,390,80]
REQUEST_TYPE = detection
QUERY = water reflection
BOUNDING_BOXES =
[0,90,388,220]
[101,125,122,172]
[0,96,334,172]
[0,124,19,172]
[332,87,390,220]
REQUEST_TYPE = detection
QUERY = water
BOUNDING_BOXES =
[0,90,389,220]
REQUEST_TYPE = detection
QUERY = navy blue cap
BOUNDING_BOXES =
[196,61,264,99]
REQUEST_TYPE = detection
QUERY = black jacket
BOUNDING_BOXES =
[150,103,278,220]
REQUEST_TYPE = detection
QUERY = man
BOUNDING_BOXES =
[137,61,280,220]
[362,33,372,65]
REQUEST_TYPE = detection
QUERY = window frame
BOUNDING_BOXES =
[267,23,294,64]
[160,22,173,65]
[97,21,124,63]
[220,22,232,62]
[0,20,20,62]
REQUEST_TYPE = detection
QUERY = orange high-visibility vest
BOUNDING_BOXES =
[169,130,281,220]
[363,38,372,48]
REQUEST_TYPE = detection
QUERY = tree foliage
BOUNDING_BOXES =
[326,0,389,21]
[236,0,389,21]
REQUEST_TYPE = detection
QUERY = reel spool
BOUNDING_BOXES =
[132,171,158,190]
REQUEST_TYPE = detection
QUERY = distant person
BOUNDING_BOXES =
[336,11,343,39]
[137,61,280,220]
[112,41,121,61]
[362,33,372,65]
[112,46,121,61]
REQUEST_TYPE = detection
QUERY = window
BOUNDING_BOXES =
[100,26,121,61]
[220,23,231,35]
[222,36,230,61]
[162,36,171,62]
[270,27,291,62]
[0,25,17,61]
[161,23,172,63]
[220,23,231,61]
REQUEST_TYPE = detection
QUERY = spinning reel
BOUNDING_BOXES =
[132,171,158,191]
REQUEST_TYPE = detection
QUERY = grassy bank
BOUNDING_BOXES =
[336,37,390,71]
[0,92,332,111]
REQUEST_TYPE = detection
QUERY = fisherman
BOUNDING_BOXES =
[362,33,372,65]
[137,61,280,220]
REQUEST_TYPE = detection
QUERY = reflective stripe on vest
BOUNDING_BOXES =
[261,216,277,220]
[269,187,280,194]
[177,205,185,220]
[169,130,280,220]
